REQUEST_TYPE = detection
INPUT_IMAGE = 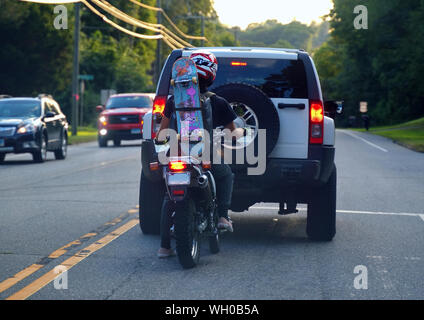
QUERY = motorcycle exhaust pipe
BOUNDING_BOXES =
[196,174,213,204]
[197,174,208,189]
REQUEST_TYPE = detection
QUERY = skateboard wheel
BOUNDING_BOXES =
[171,79,175,86]
[192,77,197,84]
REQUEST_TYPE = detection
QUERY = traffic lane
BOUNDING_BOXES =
[25,210,424,300]
[4,131,419,300]
[335,130,424,213]
[20,131,424,299]
[0,141,142,287]
[0,141,142,191]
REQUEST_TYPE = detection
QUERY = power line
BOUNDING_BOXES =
[81,0,173,47]
[21,0,81,3]
[129,0,207,42]
[91,0,191,48]
[21,0,199,49]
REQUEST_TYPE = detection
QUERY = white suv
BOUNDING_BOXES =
[140,47,341,241]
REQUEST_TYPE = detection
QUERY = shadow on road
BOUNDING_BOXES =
[0,159,48,166]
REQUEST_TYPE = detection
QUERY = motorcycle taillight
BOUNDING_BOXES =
[169,161,187,172]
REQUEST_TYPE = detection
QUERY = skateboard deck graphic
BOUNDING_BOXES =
[171,57,205,156]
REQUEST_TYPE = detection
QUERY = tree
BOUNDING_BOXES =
[315,0,424,125]
[0,1,73,105]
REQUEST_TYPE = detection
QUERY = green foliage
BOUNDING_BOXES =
[0,0,330,127]
[315,0,424,125]
[0,1,73,104]
[237,20,329,51]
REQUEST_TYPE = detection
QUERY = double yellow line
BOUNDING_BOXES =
[1,207,140,300]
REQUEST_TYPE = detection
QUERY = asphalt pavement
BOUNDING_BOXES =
[0,130,423,300]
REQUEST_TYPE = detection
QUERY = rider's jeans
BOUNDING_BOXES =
[211,164,234,219]
[160,164,234,250]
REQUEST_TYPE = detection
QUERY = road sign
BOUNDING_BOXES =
[78,74,94,81]
[360,101,368,113]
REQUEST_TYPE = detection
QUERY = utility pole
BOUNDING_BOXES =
[155,0,162,84]
[201,16,205,47]
[178,14,212,47]
[71,3,81,136]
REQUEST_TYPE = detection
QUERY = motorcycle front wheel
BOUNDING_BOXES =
[175,198,200,269]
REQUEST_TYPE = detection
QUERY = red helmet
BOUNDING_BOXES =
[189,50,218,83]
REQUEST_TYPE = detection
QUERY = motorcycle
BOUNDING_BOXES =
[149,152,220,269]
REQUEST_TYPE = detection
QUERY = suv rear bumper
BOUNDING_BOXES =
[265,145,335,186]
[231,145,335,207]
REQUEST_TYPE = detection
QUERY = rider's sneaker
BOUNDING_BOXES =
[217,218,234,233]
[157,248,176,259]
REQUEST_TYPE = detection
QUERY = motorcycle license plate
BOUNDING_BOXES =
[167,172,191,186]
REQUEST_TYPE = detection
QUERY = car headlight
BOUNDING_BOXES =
[99,116,107,125]
[17,124,35,134]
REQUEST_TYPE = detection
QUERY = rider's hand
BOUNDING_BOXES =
[154,136,169,145]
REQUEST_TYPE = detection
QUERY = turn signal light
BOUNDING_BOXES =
[149,162,159,171]
[202,161,211,170]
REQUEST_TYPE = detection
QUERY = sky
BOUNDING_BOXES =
[213,0,334,29]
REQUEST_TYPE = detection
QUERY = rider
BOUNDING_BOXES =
[156,50,244,258]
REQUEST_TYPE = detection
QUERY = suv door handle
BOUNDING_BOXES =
[278,103,305,110]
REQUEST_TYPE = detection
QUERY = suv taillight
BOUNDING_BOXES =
[309,100,324,144]
[151,95,167,139]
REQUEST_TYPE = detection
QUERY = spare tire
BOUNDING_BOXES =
[213,83,280,168]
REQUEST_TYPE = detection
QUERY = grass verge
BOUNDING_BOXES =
[352,117,424,152]
[67,126,97,145]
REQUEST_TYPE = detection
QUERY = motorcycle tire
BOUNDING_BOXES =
[174,199,200,269]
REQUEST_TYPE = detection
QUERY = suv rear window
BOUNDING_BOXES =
[210,58,308,99]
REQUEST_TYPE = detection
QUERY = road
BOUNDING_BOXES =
[0,130,423,300]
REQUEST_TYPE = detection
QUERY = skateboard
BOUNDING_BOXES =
[171,57,205,156]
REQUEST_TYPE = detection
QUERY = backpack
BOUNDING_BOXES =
[200,91,215,135]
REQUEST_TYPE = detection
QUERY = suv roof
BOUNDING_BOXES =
[157,47,321,101]
[182,47,302,59]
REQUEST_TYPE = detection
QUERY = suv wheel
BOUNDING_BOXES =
[33,133,47,163]
[113,139,121,147]
[55,132,67,160]
[0,153,5,163]
[139,170,165,235]
[307,165,337,241]
[213,83,280,168]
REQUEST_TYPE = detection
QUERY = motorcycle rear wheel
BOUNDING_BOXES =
[175,199,200,269]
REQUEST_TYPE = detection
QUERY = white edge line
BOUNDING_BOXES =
[249,206,423,219]
[341,130,389,153]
